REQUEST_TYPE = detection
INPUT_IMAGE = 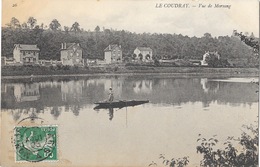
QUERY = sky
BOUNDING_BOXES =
[2,0,259,37]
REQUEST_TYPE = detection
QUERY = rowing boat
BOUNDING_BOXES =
[94,100,149,109]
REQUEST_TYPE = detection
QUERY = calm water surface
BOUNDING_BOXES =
[1,75,258,166]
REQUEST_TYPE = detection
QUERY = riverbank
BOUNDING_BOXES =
[1,65,259,79]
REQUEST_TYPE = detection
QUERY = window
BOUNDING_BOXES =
[23,51,25,56]
[33,52,36,56]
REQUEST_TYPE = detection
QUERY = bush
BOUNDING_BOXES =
[154,59,160,66]
[196,122,258,166]
[152,122,258,167]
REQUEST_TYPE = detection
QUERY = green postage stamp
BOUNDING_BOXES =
[14,126,57,162]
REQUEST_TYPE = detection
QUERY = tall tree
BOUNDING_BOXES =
[49,19,61,31]
[9,17,20,28]
[95,26,100,32]
[27,17,37,29]
[70,22,81,33]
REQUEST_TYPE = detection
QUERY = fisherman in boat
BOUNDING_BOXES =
[108,87,114,102]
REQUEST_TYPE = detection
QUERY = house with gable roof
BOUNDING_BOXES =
[13,44,40,64]
[133,47,153,62]
[60,43,84,66]
[104,44,123,64]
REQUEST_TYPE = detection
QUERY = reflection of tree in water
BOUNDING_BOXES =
[65,105,70,112]
[50,106,61,120]
[202,101,210,108]
[11,108,41,123]
[71,105,80,116]
[12,109,22,121]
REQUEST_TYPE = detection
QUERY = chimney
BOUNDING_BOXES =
[64,43,66,49]
[109,45,111,50]
[61,43,63,49]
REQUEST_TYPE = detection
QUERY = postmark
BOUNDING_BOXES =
[14,126,57,162]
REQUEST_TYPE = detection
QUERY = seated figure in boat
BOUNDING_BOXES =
[108,87,114,102]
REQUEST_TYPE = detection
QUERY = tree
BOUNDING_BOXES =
[95,26,100,33]
[196,123,258,167]
[138,53,143,61]
[9,17,20,29]
[203,33,212,38]
[146,54,151,60]
[40,23,44,29]
[27,17,37,29]
[70,22,81,33]
[21,22,28,29]
[132,54,137,60]
[158,154,189,167]
[64,26,70,34]
[49,19,61,31]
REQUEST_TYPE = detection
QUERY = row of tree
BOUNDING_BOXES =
[6,17,83,32]
[2,17,259,67]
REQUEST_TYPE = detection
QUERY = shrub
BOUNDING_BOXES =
[196,123,258,166]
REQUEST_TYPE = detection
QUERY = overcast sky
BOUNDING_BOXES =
[2,0,259,37]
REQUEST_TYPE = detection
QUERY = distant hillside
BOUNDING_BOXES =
[1,27,258,67]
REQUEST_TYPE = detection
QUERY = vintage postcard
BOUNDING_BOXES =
[1,0,259,166]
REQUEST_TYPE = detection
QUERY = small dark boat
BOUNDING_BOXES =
[94,100,149,110]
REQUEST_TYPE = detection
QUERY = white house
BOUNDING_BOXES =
[13,44,40,64]
[133,47,153,62]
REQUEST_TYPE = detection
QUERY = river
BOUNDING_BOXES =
[1,75,258,166]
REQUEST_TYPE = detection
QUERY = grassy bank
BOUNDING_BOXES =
[1,65,259,78]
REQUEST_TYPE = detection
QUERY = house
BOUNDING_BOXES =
[201,51,220,66]
[104,44,123,64]
[13,83,40,102]
[60,43,84,66]
[133,47,153,62]
[13,44,40,64]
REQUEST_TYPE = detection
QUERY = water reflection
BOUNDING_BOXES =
[108,108,114,121]
[200,78,220,93]
[1,76,258,121]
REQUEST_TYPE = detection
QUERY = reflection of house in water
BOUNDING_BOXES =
[86,78,123,98]
[13,83,40,102]
[40,81,61,88]
[61,80,83,101]
[61,80,84,101]
[200,78,220,93]
[133,80,153,94]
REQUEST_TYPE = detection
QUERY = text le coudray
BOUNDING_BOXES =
[156,3,189,8]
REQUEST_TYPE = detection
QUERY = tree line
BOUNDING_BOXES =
[2,17,259,67]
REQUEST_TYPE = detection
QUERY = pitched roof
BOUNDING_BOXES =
[104,44,121,52]
[61,43,82,50]
[14,44,40,51]
[136,47,152,52]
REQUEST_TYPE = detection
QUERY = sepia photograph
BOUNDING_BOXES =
[1,0,259,166]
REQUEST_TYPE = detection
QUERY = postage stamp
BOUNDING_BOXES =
[14,126,57,162]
